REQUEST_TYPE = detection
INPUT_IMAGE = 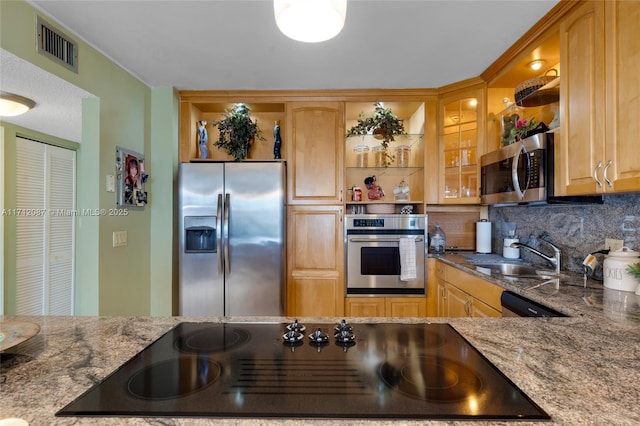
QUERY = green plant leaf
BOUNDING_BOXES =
[213,104,266,161]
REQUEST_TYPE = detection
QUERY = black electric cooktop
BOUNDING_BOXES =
[57,321,550,420]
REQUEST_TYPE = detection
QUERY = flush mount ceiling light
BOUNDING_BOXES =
[274,0,347,43]
[528,59,546,71]
[0,92,36,117]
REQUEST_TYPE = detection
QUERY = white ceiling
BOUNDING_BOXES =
[2,0,560,142]
[0,49,94,143]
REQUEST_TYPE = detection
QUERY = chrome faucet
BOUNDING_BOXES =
[510,240,562,274]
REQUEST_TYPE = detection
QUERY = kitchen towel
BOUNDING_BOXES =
[476,220,492,254]
[399,237,417,281]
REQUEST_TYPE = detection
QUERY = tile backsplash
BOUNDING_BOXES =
[488,193,640,273]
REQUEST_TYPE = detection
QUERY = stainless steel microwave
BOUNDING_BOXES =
[480,133,602,206]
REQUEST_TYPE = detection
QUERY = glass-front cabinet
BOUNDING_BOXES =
[439,87,483,204]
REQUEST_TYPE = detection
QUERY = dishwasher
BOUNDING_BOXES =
[500,291,567,317]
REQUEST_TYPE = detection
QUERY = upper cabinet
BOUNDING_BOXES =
[286,101,345,205]
[437,85,485,204]
[602,0,640,193]
[558,0,606,195]
[559,0,640,195]
[344,101,425,213]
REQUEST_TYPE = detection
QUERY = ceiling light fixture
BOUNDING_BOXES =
[0,92,36,117]
[274,0,347,43]
[528,59,546,71]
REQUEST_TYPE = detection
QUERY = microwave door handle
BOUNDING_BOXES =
[511,145,526,200]
[216,194,223,274]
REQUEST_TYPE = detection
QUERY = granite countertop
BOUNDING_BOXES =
[1,311,639,426]
[435,252,640,323]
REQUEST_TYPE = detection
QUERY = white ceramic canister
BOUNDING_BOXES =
[503,237,520,259]
[603,247,640,292]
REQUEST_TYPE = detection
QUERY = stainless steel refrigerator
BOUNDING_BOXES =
[178,162,285,316]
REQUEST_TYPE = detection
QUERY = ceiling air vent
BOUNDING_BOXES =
[36,16,78,73]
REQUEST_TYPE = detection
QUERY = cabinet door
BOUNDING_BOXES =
[289,278,343,317]
[559,1,606,195]
[345,297,385,317]
[442,284,470,318]
[604,0,640,193]
[286,205,344,316]
[438,86,484,204]
[468,298,501,318]
[386,298,426,317]
[286,102,344,204]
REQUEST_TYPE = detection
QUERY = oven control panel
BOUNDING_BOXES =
[346,214,425,231]
[353,218,385,227]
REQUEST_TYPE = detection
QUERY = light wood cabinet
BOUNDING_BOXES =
[558,0,606,195]
[345,297,426,317]
[437,84,485,204]
[603,0,640,192]
[435,261,502,318]
[285,101,345,316]
[286,205,344,317]
[559,0,640,195]
[345,298,385,317]
[286,101,344,204]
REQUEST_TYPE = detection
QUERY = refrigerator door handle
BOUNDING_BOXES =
[224,193,231,275]
[216,194,223,274]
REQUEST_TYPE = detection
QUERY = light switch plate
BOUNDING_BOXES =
[605,238,624,251]
[106,175,115,193]
[113,230,128,247]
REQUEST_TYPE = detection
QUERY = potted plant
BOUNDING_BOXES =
[510,117,549,142]
[213,104,265,161]
[346,102,406,166]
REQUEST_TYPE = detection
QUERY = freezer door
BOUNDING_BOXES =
[179,163,224,316]
[224,162,285,316]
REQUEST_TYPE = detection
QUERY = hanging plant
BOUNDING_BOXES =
[213,104,265,161]
[346,102,406,166]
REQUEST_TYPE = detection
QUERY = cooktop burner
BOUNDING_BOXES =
[175,325,250,353]
[57,321,550,421]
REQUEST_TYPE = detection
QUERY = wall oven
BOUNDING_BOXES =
[345,214,427,295]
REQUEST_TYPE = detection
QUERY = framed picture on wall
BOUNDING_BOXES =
[116,147,148,208]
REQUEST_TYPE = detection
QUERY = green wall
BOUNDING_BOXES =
[1,0,177,316]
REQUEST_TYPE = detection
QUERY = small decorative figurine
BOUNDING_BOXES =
[273,120,282,159]
[197,120,208,159]
[365,175,384,200]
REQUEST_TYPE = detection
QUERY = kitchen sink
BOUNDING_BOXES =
[473,263,559,279]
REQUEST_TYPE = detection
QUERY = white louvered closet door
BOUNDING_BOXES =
[15,137,76,315]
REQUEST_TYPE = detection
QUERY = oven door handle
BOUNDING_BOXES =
[349,237,424,243]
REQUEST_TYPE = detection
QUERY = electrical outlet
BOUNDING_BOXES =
[605,238,624,251]
[113,230,128,247]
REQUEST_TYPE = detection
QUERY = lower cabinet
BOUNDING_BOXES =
[286,205,344,317]
[345,297,427,317]
[436,261,502,318]
[289,277,344,317]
